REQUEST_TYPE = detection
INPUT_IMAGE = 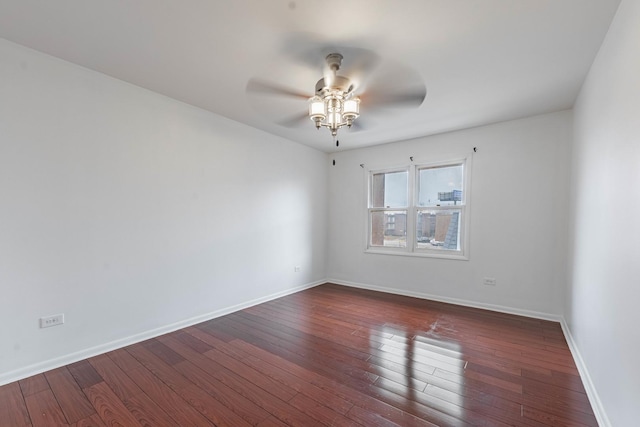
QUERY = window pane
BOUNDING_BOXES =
[418,164,463,207]
[416,209,461,251]
[371,170,408,208]
[370,210,407,248]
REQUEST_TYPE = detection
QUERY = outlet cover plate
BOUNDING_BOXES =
[40,314,65,328]
[483,277,497,286]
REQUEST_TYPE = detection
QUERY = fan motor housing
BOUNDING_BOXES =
[315,75,354,95]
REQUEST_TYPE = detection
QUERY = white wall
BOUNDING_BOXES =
[327,111,571,317]
[567,0,639,425]
[0,39,328,382]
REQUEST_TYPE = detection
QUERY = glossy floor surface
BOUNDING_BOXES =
[0,284,597,426]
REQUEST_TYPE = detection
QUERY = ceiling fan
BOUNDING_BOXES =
[246,49,427,146]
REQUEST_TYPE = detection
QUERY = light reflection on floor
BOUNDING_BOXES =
[368,320,468,420]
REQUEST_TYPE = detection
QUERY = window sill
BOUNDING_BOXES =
[365,248,469,261]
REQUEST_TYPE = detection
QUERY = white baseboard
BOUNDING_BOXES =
[0,280,324,387]
[328,278,562,322]
[559,318,611,427]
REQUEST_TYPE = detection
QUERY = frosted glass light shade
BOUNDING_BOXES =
[343,98,360,117]
[308,97,326,119]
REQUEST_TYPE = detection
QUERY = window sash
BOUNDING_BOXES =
[413,206,465,253]
[368,208,408,249]
[368,167,409,209]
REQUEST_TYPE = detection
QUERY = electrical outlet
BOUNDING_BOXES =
[294,266,301,272]
[483,277,497,286]
[40,314,64,328]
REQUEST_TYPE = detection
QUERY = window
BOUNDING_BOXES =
[369,170,408,248]
[367,157,470,259]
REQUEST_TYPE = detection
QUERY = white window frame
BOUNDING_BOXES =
[365,155,471,260]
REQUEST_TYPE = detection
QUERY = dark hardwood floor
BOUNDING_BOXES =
[0,283,597,426]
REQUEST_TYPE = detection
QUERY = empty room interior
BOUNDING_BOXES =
[0,1,638,426]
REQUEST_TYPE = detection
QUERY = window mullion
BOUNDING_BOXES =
[407,164,417,252]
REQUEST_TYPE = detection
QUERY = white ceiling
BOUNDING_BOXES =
[0,0,621,152]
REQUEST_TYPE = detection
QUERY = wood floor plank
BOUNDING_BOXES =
[170,329,214,353]
[68,413,106,427]
[125,343,192,391]
[140,338,185,365]
[125,366,215,426]
[346,403,441,427]
[171,358,271,425]
[256,415,293,427]
[196,354,323,426]
[19,374,49,397]
[521,392,595,420]
[0,381,32,427]
[163,332,322,426]
[233,340,440,427]
[66,361,102,390]
[185,325,254,360]
[83,381,142,426]
[177,383,254,426]
[242,354,355,415]
[88,354,143,401]
[522,367,589,393]
[231,336,468,426]
[105,348,140,372]
[154,334,272,424]
[237,311,435,393]
[288,393,361,427]
[217,316,383,385]
[0,284,597,427]
[44,367,96,423]
[24,389,68,427]
[523,404,597,427]
[203,346,298,402]
[123,389,184,427]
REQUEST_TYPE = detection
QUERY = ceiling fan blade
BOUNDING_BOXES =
[279,33,380,89]
[280,33,352,73]
[340,50,381,92]
[246,78,311,100]
[357,59,426,109]
[276,112,310,128]
[361,86,427,109]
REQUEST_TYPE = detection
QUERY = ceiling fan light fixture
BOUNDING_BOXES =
[308,96,326,129]
[310,93,359,136]
[306,53,362,139]
[247,49,427,146]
